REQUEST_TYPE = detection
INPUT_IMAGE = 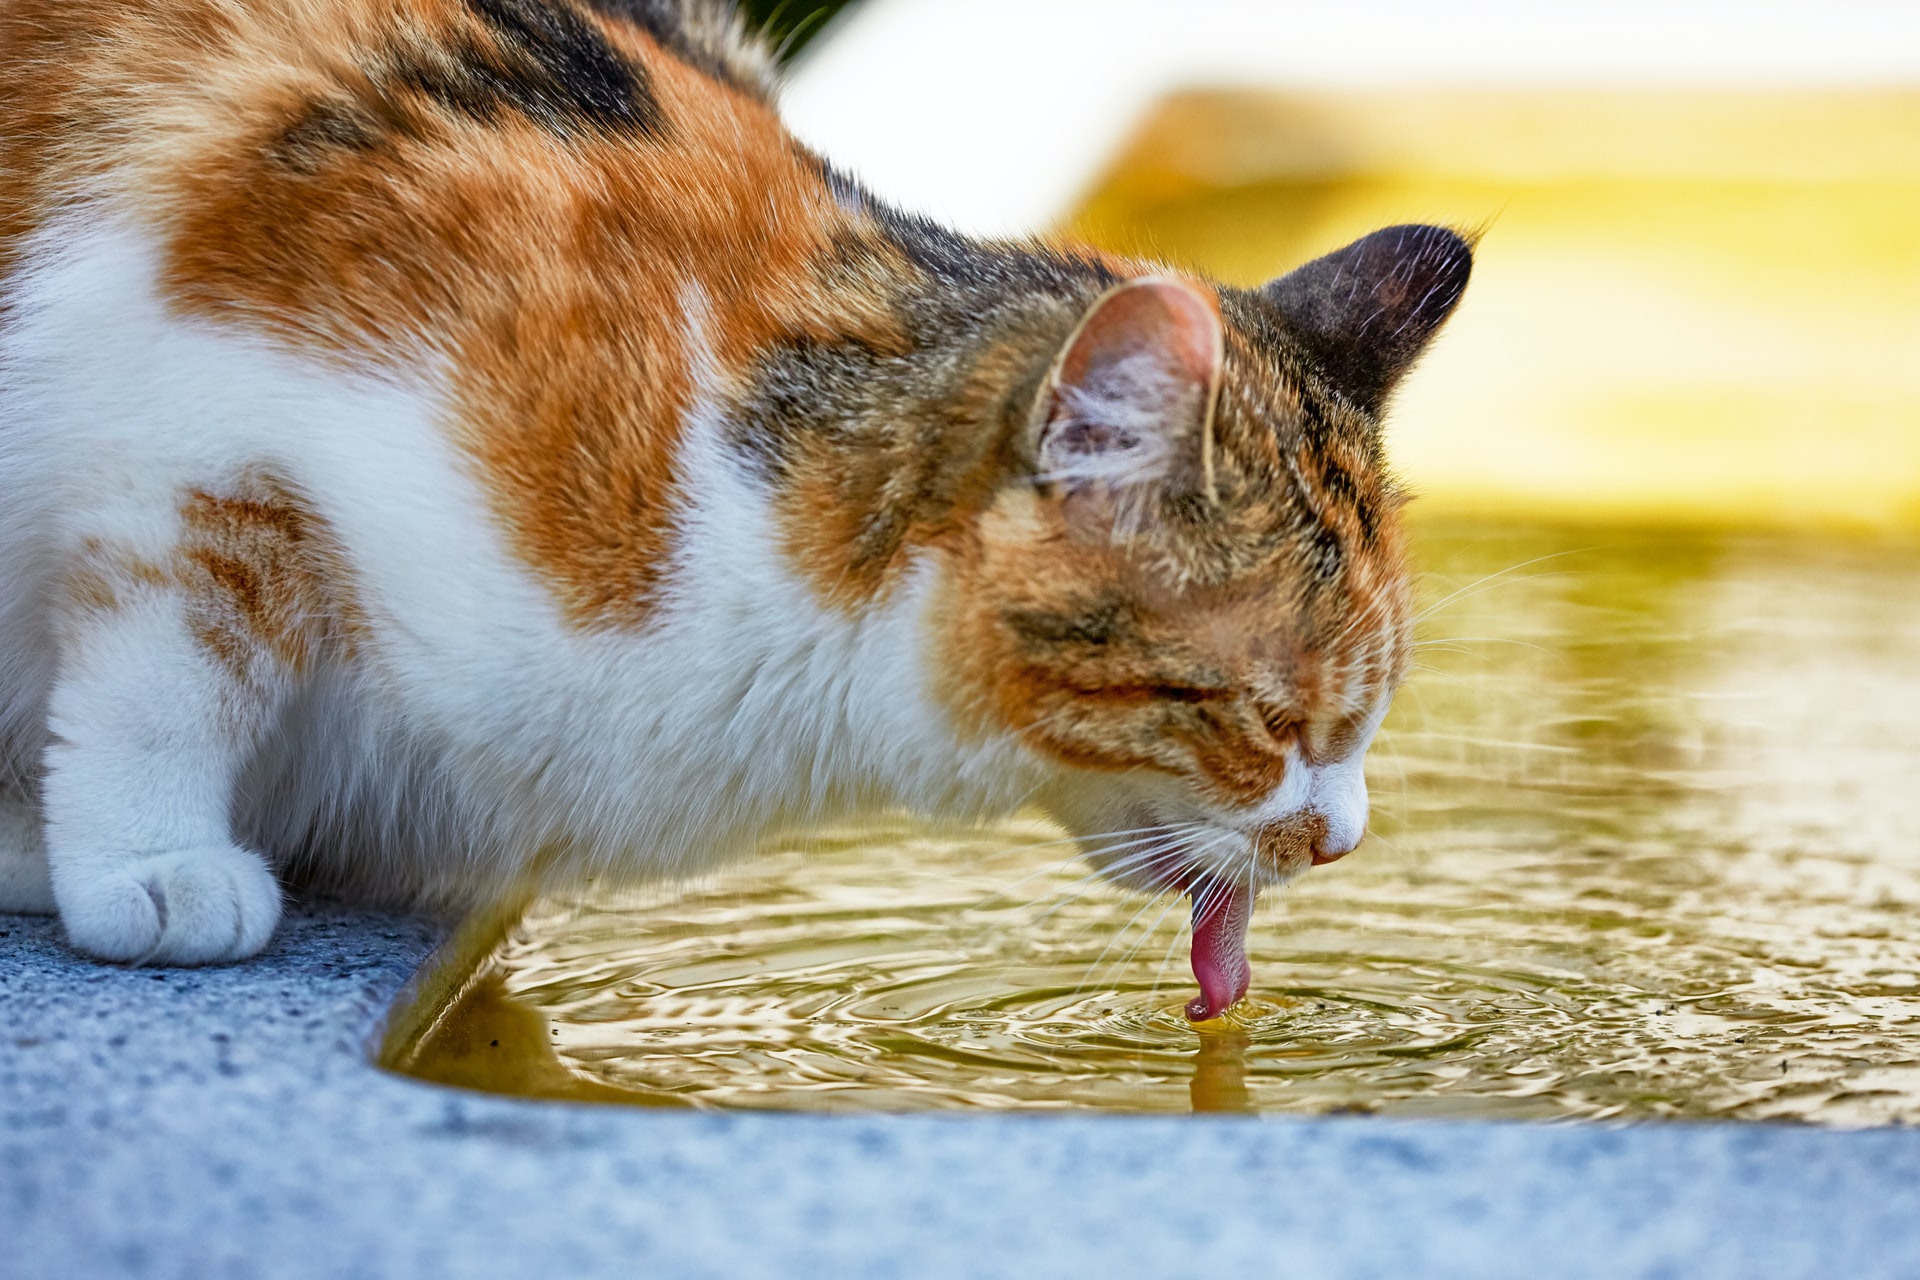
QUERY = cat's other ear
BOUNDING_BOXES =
[1034,276,1223,534]
[1262,224,1473,415]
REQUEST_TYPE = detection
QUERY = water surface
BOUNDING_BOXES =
[392,521,1920,1122]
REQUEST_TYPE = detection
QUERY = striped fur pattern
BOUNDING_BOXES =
[0,0,1470,964]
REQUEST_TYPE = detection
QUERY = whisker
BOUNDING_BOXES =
[1413,636,1552,657]
[1413,550,1590,625]
[963,822,1209,906]
[1018,848,1181,930]
[1078,830,1242,997]
[1081,883,1192,1000]
[1140,834,1251,1003]
[1006,820,1210,856]
[1065,880,1185,994]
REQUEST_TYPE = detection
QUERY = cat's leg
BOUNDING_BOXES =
[42,574,287,964]
[0,783,55,915]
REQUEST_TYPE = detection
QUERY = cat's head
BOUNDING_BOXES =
[934,224,1472,901]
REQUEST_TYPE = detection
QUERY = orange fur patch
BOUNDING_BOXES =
[58,540,173,632]
[176,472,365,679]
[53,471,362,683]
[2,0,896,625]
[145,3,894,624]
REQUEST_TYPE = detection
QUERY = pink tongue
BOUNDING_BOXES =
[1186,882,1255,1021]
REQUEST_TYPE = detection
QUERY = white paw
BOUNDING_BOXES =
[55,845,283,965]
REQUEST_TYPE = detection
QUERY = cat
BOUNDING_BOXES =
[0,0,1469,1020]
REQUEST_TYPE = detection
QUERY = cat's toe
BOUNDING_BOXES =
[57,846,283,965]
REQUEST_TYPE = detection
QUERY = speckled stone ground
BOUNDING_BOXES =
[4,905,1919,1280]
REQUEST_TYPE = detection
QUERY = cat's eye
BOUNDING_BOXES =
[1150,684,1224,704]
[1256,703,1300,748]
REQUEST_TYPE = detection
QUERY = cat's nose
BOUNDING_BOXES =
[1305,763,1368,864]
[1309,819,1366,866]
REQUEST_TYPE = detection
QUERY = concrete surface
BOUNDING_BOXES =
[5,905,1920,1280]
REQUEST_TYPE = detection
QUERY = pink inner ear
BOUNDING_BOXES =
[1057,277,1224,393]
[1038,276,1226,510]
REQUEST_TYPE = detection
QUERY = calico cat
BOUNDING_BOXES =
[0,0,1469,1019]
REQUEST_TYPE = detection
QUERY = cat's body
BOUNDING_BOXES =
[0,0,1468,1015]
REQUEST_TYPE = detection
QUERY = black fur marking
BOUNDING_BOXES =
[1315,453,1376,545]
[1005,598,1136,651]
[581,0,773,99]
[1305,524,1345,582]
[724,172,1394,598]
[1294,387,1337,450]
[817,157,872,215]
[726,203,1115,492]
[869,201,1120,300]
[395,0,663,139]
[1262,224,1472,414]
[268,98,385,171]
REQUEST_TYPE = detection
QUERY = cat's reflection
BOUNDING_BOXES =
[1189,1026,1254,1113]
[397,970,644,1105]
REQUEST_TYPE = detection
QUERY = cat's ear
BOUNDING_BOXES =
[1034,276,1223,533]
[1261,224,1473,414]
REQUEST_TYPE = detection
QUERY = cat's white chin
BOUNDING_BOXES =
[1054,801,1281,1025]
[1045,726,1380,898]
[1047,796,1274,899]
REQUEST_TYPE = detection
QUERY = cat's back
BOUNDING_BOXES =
[0,0,811,345]
[0,0,872,627]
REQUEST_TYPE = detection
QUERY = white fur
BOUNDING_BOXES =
[1303,747,1371,857]
[1037,350,1184,492]
[0,213,1046,962]
[1247,706,1385,859]
[1056,704,1383,896]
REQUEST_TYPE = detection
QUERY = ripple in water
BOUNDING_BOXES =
[392,522,1920,1123]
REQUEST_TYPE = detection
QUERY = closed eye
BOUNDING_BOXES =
[1256,702,1300,749]
[1082,687,1228,706]
[1152,684,1226,704]
[1069,681,1230,704]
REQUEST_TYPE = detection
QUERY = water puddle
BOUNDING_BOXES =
[385,520,1920,1121]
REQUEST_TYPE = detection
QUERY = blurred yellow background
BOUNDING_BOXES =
[1065,90,1920,530]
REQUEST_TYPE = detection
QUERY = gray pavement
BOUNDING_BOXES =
[4,904,1919,1280]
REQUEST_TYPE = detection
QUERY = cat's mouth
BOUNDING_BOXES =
[1088,810,1336,1021]
[1185,875,1256,1022]
[1076,822,1258,1022]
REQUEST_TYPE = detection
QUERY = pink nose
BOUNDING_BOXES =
[1310,823,1366,866]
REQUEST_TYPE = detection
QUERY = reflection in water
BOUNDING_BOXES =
[392,520,1920,1123]
[1189,1028,1252,1114]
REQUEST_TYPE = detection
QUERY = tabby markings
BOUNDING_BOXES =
[397,0,665,140]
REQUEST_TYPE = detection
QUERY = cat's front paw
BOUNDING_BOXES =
[55,845,282,965]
